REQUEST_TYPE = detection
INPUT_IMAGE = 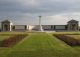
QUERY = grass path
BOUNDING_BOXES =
[0,36,11,41]
[1,33,79,57]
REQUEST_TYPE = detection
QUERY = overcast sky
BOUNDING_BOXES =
[0,0,80,25]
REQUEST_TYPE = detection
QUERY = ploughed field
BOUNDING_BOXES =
[0,32,80,57]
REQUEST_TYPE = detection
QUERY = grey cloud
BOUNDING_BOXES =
[0,0,80,25]
[0,0,80,14]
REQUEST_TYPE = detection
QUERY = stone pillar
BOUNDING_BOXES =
[68,23,71,31]
[38,16,43,31]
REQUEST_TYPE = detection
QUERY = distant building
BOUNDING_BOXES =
[42,19,79,31]
[0,19,79,32]
[1,20,13,31]
[1,20,27,31]
[67,20,79,31]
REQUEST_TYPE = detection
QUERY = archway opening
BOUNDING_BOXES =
[4,24,9,31]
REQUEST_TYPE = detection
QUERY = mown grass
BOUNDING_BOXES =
[52,32,80,34]
[67,35,80,40]
[0,32,80,57]
[0,36,11,41]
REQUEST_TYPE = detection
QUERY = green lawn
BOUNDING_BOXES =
[0,32,80,57]
[67,35,80,40]
[0,36,11,41]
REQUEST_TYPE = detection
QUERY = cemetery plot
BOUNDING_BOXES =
[0,34,28,47]
[1,33,80,57]
[0,36,11,41]
[0,35,11,46]
[53,34,80,46]
[67,35,80,40]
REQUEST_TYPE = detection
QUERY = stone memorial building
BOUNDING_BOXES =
[1,20,13,31]
[0,19,79,32]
